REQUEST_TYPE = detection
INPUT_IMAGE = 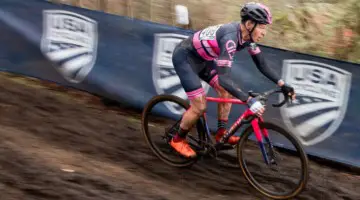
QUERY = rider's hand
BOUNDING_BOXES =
[247,97,265,116]
[281,83,296,101]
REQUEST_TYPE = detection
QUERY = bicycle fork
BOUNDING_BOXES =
[252,118,276,165]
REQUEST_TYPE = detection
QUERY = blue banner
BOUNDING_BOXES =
[0,0,359,168]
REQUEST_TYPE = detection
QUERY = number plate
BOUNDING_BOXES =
[199,24,222,40]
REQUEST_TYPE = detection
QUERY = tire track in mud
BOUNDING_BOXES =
[0,75,359,200]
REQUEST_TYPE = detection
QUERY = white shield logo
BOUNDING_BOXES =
[152,33,210,115]
[280,60,352,146]
[41,10,98,83]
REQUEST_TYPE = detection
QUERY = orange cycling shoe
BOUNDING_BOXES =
[170,134,197,158]
[215,127,240,145]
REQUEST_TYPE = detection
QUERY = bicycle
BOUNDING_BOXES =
[141,87,309,199]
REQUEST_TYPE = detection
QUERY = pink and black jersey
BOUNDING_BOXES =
[191,22,261,68]
[172,22,281,102]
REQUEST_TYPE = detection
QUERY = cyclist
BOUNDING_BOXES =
[170,2,296,158]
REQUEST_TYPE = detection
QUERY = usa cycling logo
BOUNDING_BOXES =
[152,33,210,115]
[41,10,98,83]
[280,60,352,146]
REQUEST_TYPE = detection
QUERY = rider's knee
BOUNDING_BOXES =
[216,86,231,98]
[190,96,207,116]
[193,104,207,116]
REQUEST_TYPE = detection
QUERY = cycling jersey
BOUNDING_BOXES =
[172,22,281,102]
[192,22,260,65]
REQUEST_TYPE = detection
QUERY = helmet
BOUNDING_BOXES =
[240,2,272,24]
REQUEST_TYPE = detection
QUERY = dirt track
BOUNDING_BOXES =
[0,73,359,200]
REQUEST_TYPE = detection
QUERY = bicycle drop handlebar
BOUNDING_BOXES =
[241,88,291,123]
[248,88,291,107]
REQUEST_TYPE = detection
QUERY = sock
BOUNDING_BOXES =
[218,119,228,130]
[173,127,189,142]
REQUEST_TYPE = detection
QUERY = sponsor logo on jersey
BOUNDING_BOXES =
[41,10,98,83]
[152,33,210,115]
[280,60,352,146]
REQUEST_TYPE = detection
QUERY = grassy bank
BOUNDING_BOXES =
[49,0,360,64]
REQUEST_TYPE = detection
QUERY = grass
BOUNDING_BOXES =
[48,0,359,64]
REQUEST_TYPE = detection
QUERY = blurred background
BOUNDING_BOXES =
[0,2,358,200]
[47,0,360,64]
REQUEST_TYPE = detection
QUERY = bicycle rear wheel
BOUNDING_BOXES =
[237,122,309,199]
[141,94,206,167]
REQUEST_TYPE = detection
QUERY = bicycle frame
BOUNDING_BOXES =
[203,97,274,165]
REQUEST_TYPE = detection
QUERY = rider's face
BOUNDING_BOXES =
[252,24,267,42]
[245,21,268,42]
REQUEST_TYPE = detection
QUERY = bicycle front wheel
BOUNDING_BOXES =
[237,122,309,199]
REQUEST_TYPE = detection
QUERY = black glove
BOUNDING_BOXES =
[281,83,295,97]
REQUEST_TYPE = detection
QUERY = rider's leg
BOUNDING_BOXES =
[177,94,207,134]
[215,83,233,127]
[171,92,207,158]
[170,43,207,158]
[173,93,206,142]
[200,61,240,145]
[213,84,240,144]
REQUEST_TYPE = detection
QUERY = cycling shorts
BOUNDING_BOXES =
[172,38,219,100]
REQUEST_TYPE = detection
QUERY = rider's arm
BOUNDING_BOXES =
[248,44,283,86]
[217,67,248,102]
[215,31,249,102]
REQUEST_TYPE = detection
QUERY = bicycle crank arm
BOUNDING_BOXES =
[196,146,217,158]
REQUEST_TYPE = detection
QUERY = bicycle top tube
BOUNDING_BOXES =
[205,87,286,106]
[205,97,246,105]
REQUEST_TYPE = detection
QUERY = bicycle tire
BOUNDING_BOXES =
[141,94,206,168]
[237,122,309,199]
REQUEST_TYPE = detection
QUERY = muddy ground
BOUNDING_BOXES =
[0,73,359,200]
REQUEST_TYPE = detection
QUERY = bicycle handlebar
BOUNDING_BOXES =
[235,88,292,124]
[248,88,291,108]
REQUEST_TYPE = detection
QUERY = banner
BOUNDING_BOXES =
[0,0,359,167]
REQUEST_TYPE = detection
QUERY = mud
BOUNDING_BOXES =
[0,74,359,200]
